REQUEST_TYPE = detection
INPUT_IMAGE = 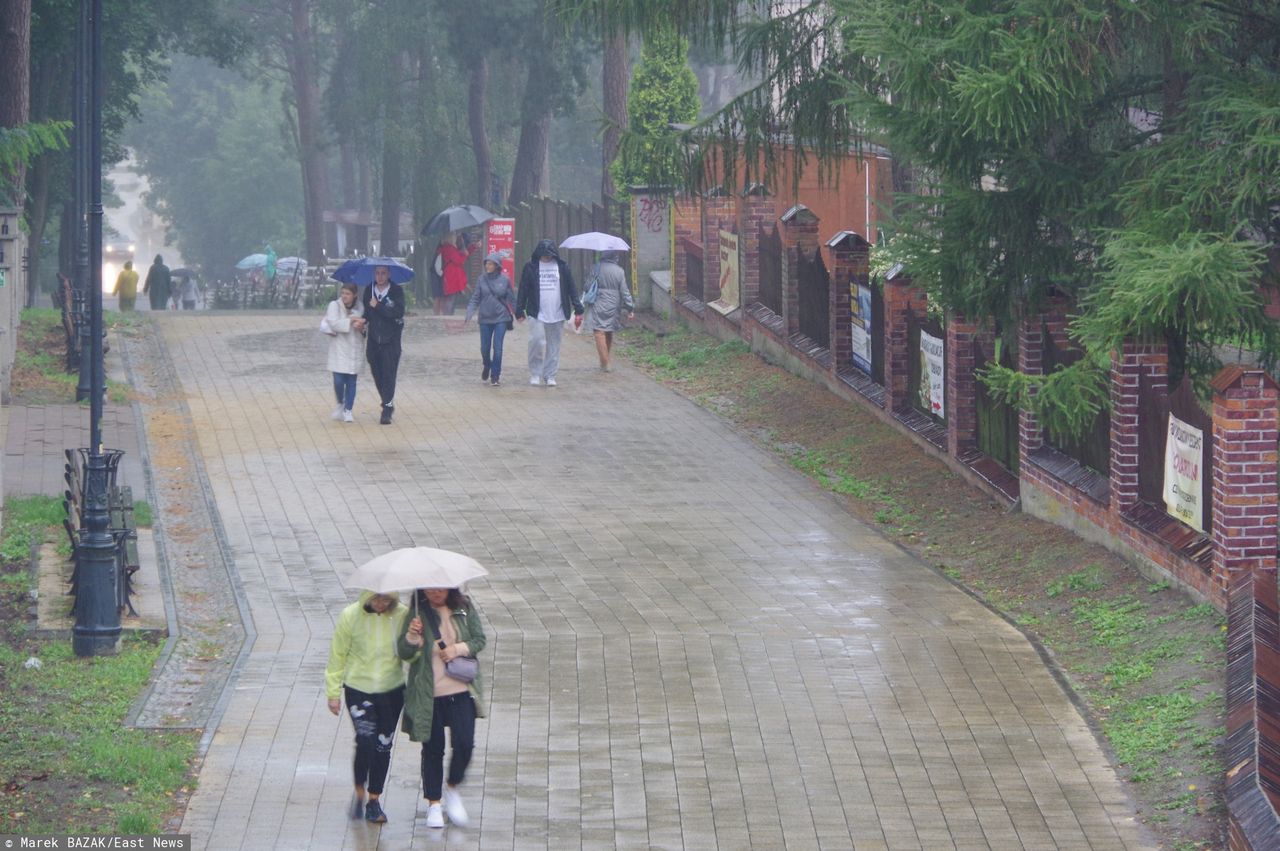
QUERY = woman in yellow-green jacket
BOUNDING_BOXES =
[324,591,409,824]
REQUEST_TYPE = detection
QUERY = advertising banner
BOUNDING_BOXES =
[851,283,872,373]
[709,229,740,315]
[484,218,516,286]
[919,329,945,418]
[1163,413,1205,532]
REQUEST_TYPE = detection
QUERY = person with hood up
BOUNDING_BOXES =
[435,231,478,315]
[143,255,172,311]
[464,253,515,386]
[112,261,139,312]
[515,239,583,386]
[585,251,634,372]
[325,591,411,824]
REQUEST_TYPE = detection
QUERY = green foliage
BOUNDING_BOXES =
[127,58,305,277]
[1,496,64,564]
[612,28,701,191]
[1046,565,1106,598]
[0,122,70,204]
[1104,691,1215,782]
[980,357,1109,445]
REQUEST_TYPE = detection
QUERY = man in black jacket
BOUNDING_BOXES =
[362,266,406,424]
[515,239,583,387]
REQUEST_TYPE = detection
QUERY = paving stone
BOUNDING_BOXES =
[154,313,1158,849]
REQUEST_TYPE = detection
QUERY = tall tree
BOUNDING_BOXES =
[0,0,32,204]
[283,0,330,264]
[600,29,628,199]
[609,26,699,192]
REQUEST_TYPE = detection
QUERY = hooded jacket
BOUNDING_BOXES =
[320,295,366,374]
[438,239,478,296]
[143,255,171,309]
[516,239,583,321]
[396,592,487,741]
[464,252,515,325]
[324,591,410,700]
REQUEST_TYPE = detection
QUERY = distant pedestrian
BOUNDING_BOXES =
[177,273,200,310]
[362,265,406,425]
[325,591,410,825]
[435,232,478,316]
[586,251,634,372]
[464,252,515,386]
[142,255,171,311]
[515,239,583,387]
[112,261,139,312]
[321,282,367,422]
[397,586,487,830]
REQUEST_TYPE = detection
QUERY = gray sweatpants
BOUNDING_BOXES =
[528,318,565,381]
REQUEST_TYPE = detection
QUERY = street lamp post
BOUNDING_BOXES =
[72,0,121,657]
[74,0,91,402]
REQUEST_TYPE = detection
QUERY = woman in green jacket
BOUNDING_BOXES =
[397,587,486,829]
[324,591,409,824]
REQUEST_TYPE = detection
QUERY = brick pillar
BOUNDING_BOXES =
[946,314,980,456]
[738,185,773,308]
[1210,367,1279,597]
[883,268,925,413]
[780,205,819,337]
[827,231,871,375]
[1017,313,1045,459]
[671,195,701,301]
[1109,341,1169,513]
[702,191,736,303]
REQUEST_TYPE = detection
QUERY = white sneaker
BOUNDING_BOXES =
[331,404,344,420]
[545,378,557,387]
[425,802,444,829]
[342,410,353,423]
[530,376,542,385]
[443,788,469,827]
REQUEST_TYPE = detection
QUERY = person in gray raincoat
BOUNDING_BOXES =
[464,252,515,386]
[586,250,634,372]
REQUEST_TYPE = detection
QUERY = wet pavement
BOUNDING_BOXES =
[149,312,1155,850]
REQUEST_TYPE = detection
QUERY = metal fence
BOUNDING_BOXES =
[758,223,783,315]
[797,246,830,348]
[681,237,705,302]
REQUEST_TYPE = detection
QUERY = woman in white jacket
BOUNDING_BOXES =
[321,283,367,422]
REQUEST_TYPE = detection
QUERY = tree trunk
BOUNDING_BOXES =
[0,0,32,203]
[508,110,552,206]
[286,0,330,264]
[379,55,405,257]
[468,56,492,207]
[340,141,357,209]
[601,29,628,201]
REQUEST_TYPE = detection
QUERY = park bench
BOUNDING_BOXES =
[62,448,140,618]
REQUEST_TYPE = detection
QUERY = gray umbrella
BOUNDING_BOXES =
[421,205,495,238]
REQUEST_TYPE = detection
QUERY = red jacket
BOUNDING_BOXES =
[438,242,478,296]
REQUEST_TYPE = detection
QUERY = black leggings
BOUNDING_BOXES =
[421,692,476,800]
[344,685,405,795]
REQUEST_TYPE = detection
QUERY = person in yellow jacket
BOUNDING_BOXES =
[112,261,139,312]
[325,591,409,824]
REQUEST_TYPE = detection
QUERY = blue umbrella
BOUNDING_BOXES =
[236,253,268,270]
[330,256,415,285]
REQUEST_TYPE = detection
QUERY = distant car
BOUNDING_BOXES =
[102,240,135,293]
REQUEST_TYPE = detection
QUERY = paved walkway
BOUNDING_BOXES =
[156,313,1154,850]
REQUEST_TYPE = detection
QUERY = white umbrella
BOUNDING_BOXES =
[346,547,489,594]
[559,232,631,252]
[235,253,269,270]
[276,256,307,274]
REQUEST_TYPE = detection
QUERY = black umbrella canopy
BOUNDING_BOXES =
[421,205,495,238]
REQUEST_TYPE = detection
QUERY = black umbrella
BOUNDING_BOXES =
[421,205,495,238]
[170,267,197,278]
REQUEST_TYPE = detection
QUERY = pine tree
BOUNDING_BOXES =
[610,27,700,192]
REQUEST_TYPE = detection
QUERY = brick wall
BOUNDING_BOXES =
[883,273,926,414]
[703,192,736,304]
[781,206,819,338]
[1110,342,1168,513]
[827,233,870,378]
[738,187,773,308]
[1211,367,1280,849]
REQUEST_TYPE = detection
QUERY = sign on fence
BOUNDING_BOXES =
[1163,413,1205,532]
[709,229,739,315]
[851,282,873,373]
[485,218,517,286]
[919,329,945,417]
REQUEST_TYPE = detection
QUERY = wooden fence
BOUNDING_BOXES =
[1043,334,1111,476]
[906,309,946,424]
[974,337,1019,474]
[1139,376,1214,533]
[508,196,627,292]
[681,237,705,302]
